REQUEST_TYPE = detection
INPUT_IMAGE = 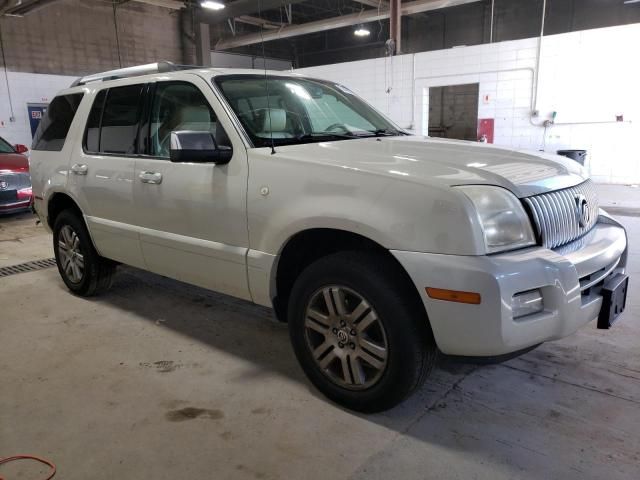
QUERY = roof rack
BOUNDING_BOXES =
[70,61,202,87]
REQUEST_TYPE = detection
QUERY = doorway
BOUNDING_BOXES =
[428,83,479,141]
[27,103,49,138]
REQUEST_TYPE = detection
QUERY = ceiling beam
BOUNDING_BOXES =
[215,0,482,50]
[234,15,285,30]
[351,0,389,7]
[133,0,185,10]
[0,0,61,16]
[197,0,308,23]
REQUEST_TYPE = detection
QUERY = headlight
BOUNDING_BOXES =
[457,185,536,254]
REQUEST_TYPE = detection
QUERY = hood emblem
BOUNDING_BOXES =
[0,180,8,190]
[575,194,590,228]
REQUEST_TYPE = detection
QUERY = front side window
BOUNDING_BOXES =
[32,93,84,151]
[0,136,15,153]
[150,81,228,158]
[214,75,404,147]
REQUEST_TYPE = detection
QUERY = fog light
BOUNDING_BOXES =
[512,289,543,319]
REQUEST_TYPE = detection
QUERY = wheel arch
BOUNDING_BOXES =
[47,192,84,230]
[271,228,428,328]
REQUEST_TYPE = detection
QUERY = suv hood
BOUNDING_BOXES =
[278,135,587,197]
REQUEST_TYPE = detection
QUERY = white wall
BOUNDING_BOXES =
[0,71,76,147]
[296,23,640,185]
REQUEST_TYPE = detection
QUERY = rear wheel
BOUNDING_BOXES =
[53,210,115,296]
[288,251,437,412]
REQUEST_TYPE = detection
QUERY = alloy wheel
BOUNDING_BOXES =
[304,286,389,390]
[57,225,85,283]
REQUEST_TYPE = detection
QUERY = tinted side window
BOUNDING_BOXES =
[84,90,107,153]
[100,85,144,154]
[32,93,84,151]
[150,82,229,158]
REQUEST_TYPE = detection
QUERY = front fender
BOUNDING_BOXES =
[246,150,483,256]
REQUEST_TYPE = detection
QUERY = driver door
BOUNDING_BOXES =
[132,76,250,300]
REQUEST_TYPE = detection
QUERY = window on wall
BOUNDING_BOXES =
[149,81,229,158]
[32,93,84,151]
[427,83,479,141]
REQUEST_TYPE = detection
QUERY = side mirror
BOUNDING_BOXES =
[14,144,29,154]
[169,131,232,165]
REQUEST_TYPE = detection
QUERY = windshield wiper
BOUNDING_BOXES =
[363,128,406,137]
[296,132,359,141]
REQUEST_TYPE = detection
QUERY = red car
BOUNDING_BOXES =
[0,135,33,214]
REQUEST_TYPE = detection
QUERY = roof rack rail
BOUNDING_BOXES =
[70,61,202,87]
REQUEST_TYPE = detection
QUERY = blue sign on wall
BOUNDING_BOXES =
[27,104,48,138]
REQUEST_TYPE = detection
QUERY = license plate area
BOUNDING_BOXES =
[597,273,629,329]
[0,189,18,203]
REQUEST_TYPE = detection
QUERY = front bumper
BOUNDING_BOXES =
[0,199,32,214]
[392,215,628,356]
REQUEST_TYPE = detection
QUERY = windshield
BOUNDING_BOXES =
[0,136,15,153]
[214,75,406,147]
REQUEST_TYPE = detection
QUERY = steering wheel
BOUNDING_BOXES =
[324,123,350,133]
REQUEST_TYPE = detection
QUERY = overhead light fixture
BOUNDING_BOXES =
[201,0,225,10]
[354,25,370,37]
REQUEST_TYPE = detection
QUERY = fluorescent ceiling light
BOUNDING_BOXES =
[354,26,370,37]
[201,1,225,10]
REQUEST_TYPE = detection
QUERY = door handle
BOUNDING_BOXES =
[71,163,88,175]
[139,171,163,184]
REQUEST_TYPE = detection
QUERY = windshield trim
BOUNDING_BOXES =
[212,74,406,149]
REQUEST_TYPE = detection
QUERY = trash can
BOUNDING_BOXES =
[557,149,587,165]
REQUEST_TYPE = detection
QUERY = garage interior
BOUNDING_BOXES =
[1,1,640,479]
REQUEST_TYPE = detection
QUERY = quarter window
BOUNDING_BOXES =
[32,93,84,151]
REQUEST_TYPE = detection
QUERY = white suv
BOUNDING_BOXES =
[30,63,629,412]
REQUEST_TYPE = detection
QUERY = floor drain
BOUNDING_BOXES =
[0,258,57,278]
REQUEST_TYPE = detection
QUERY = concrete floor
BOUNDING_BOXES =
[1,187,639,480]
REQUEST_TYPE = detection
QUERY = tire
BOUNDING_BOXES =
[53,209,115,296]
[288,251,437,413]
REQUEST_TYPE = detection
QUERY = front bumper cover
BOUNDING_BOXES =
[392,216,628,356]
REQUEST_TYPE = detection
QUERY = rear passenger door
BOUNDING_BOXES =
[67,83,145,268]
[132,77,250,300]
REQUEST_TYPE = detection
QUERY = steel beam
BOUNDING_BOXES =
[389,0,401,54]
[215,0,482,50]
[235,15,284,30]
[352,0,389,7]
[197,0,307,23]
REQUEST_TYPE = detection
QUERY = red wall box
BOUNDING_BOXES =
[477,118,494,144]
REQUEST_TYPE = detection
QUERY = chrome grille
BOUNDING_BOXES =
[0,172,31,190]
[524,180,599,249]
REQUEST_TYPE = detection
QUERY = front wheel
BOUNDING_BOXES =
[53,209,115,296]
[288,251,437,412]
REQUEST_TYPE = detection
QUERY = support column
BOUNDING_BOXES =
[195,22,212,67]
[389,0,401,55]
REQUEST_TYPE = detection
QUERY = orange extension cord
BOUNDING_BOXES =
[0,455,56,480]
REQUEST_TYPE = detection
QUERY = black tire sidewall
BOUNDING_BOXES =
[53,210,100,295]
[288,251,434,412]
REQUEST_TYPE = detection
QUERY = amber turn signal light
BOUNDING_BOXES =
[426,287,481,305]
